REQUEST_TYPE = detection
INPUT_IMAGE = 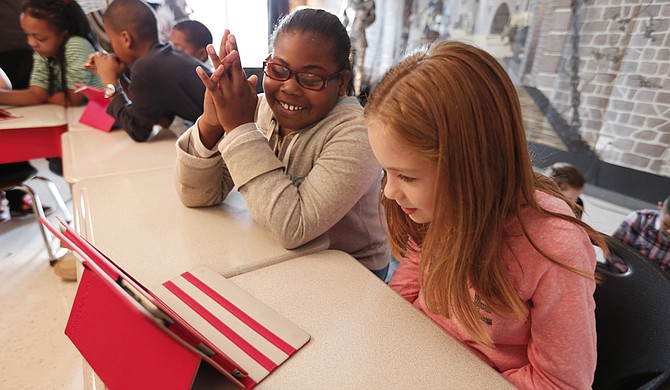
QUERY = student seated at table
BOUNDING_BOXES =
[365,41,608,389]
[169,20,212,64]
[0,0,102,106]
[175,9,391,279]
[85,0,209,142]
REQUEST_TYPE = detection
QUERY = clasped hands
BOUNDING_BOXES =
[84,51,125,86]
[196,29,259,149]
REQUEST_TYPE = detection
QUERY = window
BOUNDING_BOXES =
[186,0,269,68]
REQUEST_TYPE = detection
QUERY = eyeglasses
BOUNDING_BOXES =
[262,58,343,91]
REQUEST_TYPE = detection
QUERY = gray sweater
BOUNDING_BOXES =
[175,95,389,271]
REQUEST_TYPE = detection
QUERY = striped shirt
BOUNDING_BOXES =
[29,35,102,92]
[612,209,670,271]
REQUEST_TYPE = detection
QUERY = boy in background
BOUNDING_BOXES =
[86,0,209,141]
[169,20,212,64]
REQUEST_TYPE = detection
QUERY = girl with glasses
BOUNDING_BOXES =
[365,41,608,388]
[175,8,390,279]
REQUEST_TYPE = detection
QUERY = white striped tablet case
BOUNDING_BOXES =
[154,265,311,388]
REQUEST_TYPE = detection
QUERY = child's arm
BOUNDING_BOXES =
[503,225,597,389]
[388,244,421,303]
[0,86,50,106]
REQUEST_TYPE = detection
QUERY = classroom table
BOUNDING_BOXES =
[82,251,514,389]
[61,126,177,184]
[0,104,67,163]
[71,167,330,286]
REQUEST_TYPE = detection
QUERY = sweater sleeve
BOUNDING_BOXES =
[218,104,380,249]
[388,244,421,303]
[503,224,597,390]
[174,122,235,207]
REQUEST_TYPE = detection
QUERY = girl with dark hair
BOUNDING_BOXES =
[0,0,102,106]
[175,8,390,279]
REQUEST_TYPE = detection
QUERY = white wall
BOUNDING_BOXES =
[187,0,269,68]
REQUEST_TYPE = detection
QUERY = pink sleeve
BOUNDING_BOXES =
[503,231,597,390]
[388,244,421,303]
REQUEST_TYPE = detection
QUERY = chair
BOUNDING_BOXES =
[243,67,264,94]
[1,163,72,264]
[593,233,670,390]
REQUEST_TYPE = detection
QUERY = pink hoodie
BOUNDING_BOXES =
[389,191,597,389]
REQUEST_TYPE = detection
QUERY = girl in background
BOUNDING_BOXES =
[0,0,102,106]
[365,40,607,388]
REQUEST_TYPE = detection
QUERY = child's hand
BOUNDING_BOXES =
[197,50,258,133]
[197,68,225,149]
[209,29,238,72]
[88,51,125,85]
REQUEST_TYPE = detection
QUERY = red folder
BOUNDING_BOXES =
[41,218,310,389]
[74,83,116,131]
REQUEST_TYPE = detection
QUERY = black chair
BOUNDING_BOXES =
[0,163,72,264]
[593,233,670,390]
[243,67,264,94]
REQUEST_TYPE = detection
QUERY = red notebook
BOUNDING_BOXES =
[41,218,310,389]
[74,83,116,131]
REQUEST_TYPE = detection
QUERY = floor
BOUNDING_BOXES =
[0,159,82,390]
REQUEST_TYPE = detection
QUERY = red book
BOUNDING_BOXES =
[41,218,310,389]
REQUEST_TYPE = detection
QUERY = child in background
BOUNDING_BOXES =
[176,9,390,278]
[0,0,102,106]
[548,162,586,218]
[365,41,607,388]
[0,0,100,228]
[612,195,670,271]
[169,20,212,63]
[86,0,208,142]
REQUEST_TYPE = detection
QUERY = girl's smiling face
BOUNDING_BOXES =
[264,32,350,134]
[368,123,438,224]
[21,13,68,58]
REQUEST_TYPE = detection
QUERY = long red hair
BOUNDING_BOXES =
[365,41,607,345]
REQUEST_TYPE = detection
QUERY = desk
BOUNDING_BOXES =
[84,251,513,389]
[61,127,177,184]
[228,251,514,389]
[72,167,329,286]
[0,104,67,163]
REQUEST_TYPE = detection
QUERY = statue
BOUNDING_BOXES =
[343,0,376,97]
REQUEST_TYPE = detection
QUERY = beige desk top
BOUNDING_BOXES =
[0,104,66,129]
[229,251,513,389]
[61,127,177,184]
[72,167,329,286]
